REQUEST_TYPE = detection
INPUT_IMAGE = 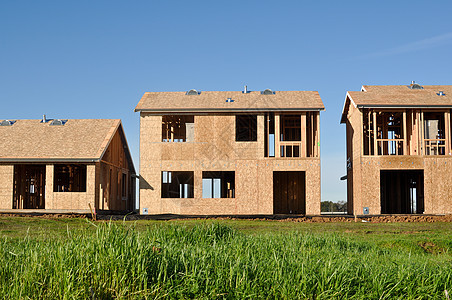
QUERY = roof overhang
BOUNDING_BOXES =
[356,104,452,109]
[0,158,99,163]
[135,107,325,113]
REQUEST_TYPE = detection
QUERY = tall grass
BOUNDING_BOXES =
[0,222,450,299]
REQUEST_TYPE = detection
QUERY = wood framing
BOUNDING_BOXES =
[341,84,452,215]
[135,89,324,215]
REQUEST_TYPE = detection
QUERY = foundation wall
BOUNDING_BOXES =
[139,113,321,215]
[0,165,14,209]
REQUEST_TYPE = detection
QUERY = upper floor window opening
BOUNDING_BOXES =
[162,115,194,142]
[423,112,446,155]
[236,115,257,142]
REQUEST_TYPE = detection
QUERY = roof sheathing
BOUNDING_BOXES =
[341,85,452,123]
[0,119,125,162]
[135,90,325,113]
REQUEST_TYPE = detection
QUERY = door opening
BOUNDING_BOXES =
[380,170,424,214]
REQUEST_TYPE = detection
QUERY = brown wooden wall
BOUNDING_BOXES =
[99,127,134,211]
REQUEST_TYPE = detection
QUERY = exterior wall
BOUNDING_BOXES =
[98,128,135,211]
[346,104,364,215]
[345,103,452,215]
[46,164,97,210]
[358,156,452,215]
[139,113,321,215]
[0,165,14,209]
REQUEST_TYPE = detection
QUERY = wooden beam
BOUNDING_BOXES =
[445,111,451,155]
[275,114,280,157]
[420,111,424,155]
[311,113,314,156]
[368,110,371,156]
[300,113,306,157]
[373,111,378,156]
[403,111,407,155]
[315,112,320,157]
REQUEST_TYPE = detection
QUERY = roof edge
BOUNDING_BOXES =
[136,107,325,113]
[356,104,452,109]
[0,158,99,163]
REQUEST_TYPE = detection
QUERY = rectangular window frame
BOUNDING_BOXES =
[161,171,194,198]
[53,164,87,193]
[236,115,257,142]
[202,171,235,198]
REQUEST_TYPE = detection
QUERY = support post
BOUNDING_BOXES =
[403,111,407,155]
[275,114,280,157]
[315,112,320,157]
[445,111,451,155]
[373,111,378,155]
[301,113,306,157]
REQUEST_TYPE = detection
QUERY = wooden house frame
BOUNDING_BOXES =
[135,88,324,215]
[0,118,136,213]
[341,84,452,215]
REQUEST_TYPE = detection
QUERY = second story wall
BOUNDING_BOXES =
[141,112,320,163]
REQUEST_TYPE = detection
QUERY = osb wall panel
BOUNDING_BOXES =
[50,164,96,210]
[0,165,14,209]
[357,156,452,215]
[139,113,321,215]
[423,158,452,214]
[347,104,363,215]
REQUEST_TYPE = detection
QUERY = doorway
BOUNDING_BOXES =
[273,171,306,214]
[13,165,46,209]
[380,170,424,214]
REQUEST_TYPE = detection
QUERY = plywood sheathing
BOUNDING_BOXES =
[0,119,122,161]
[0,165,14,209]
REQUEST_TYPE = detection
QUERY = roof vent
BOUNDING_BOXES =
[50,119,67,126]
[0,120,15,126]
[408,81,423,90]
[226,98,235,103]
[186,89,200,95]
[437,91,446,96]
[41,114,47,123]
[242,85,249,94]
[261,88,275,95]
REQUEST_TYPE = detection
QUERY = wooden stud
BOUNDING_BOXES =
[315,112,320,157]
[403,111,407,155]
[420,111,424,155]
[301,113,306,157]
[373,110,378,156]
[275,114,280,157]
[445,111,451,155]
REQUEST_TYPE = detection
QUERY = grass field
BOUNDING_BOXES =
[0,217,451,299]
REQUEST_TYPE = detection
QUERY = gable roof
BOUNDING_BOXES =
[135,90,325,113]
[341,85,452,123]
[0,119,135,171]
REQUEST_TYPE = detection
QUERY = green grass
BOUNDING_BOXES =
[0,218,451,299]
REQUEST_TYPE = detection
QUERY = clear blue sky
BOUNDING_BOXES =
[1,1,452,202]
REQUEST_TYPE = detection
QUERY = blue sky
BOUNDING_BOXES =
[1,1,452,202]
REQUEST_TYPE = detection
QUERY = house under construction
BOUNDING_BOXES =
[135,88,324,215]
[0,118,136,213]
[341,83,452,215]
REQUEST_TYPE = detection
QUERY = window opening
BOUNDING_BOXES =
[202,171,235,198]
[236,115,257,141]
[162,115,194,142]
[161,171,193,198]
[54,164,87,192]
